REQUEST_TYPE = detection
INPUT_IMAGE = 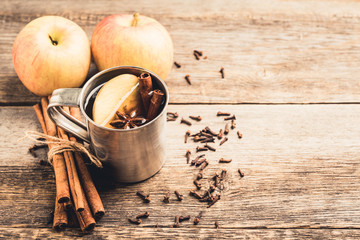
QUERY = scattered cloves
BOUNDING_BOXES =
[219,67,225,78]
[185,130,191,143]
[200,137,215,143]
[185,74,192,85]
[163,191,170,203]
[224,115,236,121]
[174,190,184,201]
[128,218,142,225]
[220,169,227,180]
[194,50,203,57]
[167,112,179,118]
[238,168,245,178]
[189,189,202,199]
[179,215,191,222]
[237,131,243,139]
[181,118,192,126]
[219,137,228,146]
[200,160,209,170]
[136,191,151,203]
[136,212,150,219]
[196,171,203,180]
[189,115,202,121]
[193,136,207,142]
[174,61,181,68]
[185,150,191,164]
[219,158,232,163]
[167,117,177,121]
[215,221,220,229]
[172,216,180,228]
[204,126,218,136]
[195,158,206,167]
[217,111,231,116]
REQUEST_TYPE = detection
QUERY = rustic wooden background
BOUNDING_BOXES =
[1,0,360,239]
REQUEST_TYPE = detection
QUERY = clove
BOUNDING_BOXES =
[185,150,191,164]
[196,171,203,180]
[167,117,177,121]
[193,180,202,189]
[185,130,191,143]
[185,74,192,85]
[224,115,236,121]
[194,50,203,57]
[179,215,191,222]
[128,218,142,225]
[174,61,181,68]
[219,158,232,163]
[136,212,150,219]
[189,189,202,199]
[219,137,228,146]
[224,123,229,135]
[172,216,180,228]
[196,146,208,152]
[200,137,215,143]
[136,191,151,203]
[220,169,227,180]
[238,168,245,178]
[200,132,214,138]
[189,115,202,121]
[194,212,202,225]
[218,129,224,139]
[174,190,184,201]
[163,191,170,203]
[200,160,209,170]
[167,112,179,118]
[193,136,208,142]
[215,221,220,229]
[231,119,236,129]
[219,67,225,78]
[217,111,231,116]
[205,144,216,152]
[195,158,206,167]
[237,131,243,139]
[181,118,192,126]
[204,126,218,136]
[207,194,221,208]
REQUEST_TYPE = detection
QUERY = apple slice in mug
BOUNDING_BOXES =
[92,74,145,129]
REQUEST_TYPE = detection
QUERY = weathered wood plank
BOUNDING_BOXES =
[1,227,360,239]
[2,0,360,104]
[1,104,360,235]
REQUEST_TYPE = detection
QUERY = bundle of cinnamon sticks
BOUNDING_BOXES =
[33,97,104,233]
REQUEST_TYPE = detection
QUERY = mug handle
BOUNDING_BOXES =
[47,88,90,143]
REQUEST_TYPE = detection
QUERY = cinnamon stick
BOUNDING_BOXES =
[75,190,96,233]
[138,73,153,112]
[57,127,85,212]
[36,100,70,204]
[69,107,105,219]
[53,201,67,231]
[147,89,164,121]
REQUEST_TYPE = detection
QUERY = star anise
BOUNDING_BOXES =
[109,111,146,129]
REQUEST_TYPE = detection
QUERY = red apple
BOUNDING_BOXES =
[91,13,173,80]
[12,16,91,96]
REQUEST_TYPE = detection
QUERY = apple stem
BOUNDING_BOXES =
[48,34,58,46]
[131,13,139,27]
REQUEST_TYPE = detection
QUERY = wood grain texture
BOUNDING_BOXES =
[2,0,360,104]
[1,104,360,238]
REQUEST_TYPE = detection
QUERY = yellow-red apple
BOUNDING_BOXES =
[91,13,173,80]
[12,16,91,96]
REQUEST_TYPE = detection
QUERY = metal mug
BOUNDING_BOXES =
[47,66,169,182]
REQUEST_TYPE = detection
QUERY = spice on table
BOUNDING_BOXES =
[194,50,203,57]
[218,129,223,139]
[196,171,203,180]
[196,146,208,152]
[193,136,207,142]
[219,158,232,163]
[219,137,228,146]
[224,123,229,135]
[172,216,180,228]
[200,137,215,143]
[136,191,151,203]
[220,169,227,180]
[185,150,191,164]
[163,191,170,203]
[215,221,220,229]
[174,190,184,201]
[195,158,206,167]
[185,74,192,85]
[200,160,209,170]
[194,212,203,225]
[167,112,179,119]
[193,180,202,189]
[217,111,231,116]
[179,215,191,222]
[189,189,202,199]
[167,117,177,121]
[180,118,192,126]
[128,218,142,225]
[136,212,150,219]
[204,126,218,136]
[231,119,236,129]
[224,115,236,121]
[219,67,225,78]
[189,115,202,121]
[185,130,191,143]
[237,131,243,139]
[174,61,181,68]
[207,194,221,208]
[205,143,216,152]
[238,168,245,178]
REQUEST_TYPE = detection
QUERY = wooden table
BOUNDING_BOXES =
[1,0,360,238]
